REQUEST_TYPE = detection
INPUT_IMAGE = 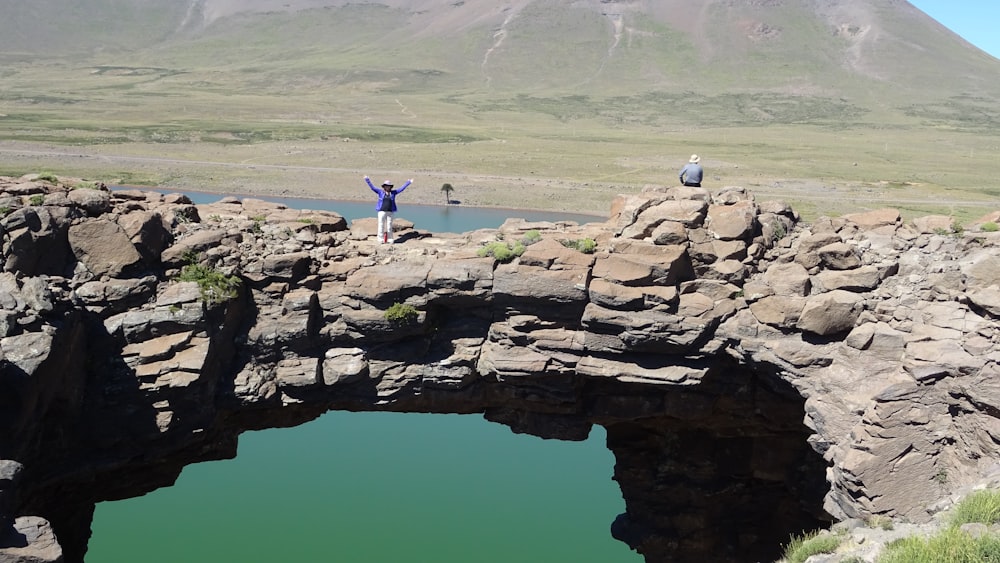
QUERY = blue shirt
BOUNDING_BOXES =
[679,163,703,185]
[366,177,411,212]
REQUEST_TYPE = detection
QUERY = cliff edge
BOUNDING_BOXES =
[1,176,998,562]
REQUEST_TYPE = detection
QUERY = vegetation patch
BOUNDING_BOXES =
[560,237,597,253]
[878,526,1000,563]
[875,489,1000,562]
[176,254,241,306]
[948,489,1000,527]
[384,302,419,325]
[477,240,526,263]
[520,229,542,245]
[781,530,842,563]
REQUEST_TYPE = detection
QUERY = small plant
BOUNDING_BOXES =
[933,227,950,236]
[521,229,542,245]
[384,302,419,325]
[950,221,965,236]
[477,240,526,263]
[250,214,267,222]
[933,469,949,484]
[176,254,240,306]
[297,217,315,224]
[28,194,45,206]
[0,206,11,217]
[250,216,265,234]
[36,173,58,183]
[981,222,999,232]
[208,214,222,222]
[770,220,787,242]
[867,514,894,531]
[781,530,841,563]
[561,238,597,253]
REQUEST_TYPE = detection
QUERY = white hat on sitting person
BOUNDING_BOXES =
[689,154,700,164]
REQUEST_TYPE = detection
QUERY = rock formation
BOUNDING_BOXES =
[0,176,998,562]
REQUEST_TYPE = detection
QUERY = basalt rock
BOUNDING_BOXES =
[1,175,998,563]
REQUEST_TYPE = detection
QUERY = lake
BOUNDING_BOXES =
[87,192,638,562]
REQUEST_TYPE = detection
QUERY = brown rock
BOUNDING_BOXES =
[67,219,142,277]
[842,208,900,229]
[797,290,864,336]
[705,200,757,241]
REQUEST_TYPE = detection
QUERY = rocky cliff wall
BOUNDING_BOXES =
[0,176,998,562]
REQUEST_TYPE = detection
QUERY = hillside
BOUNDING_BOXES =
[0,0,998,219]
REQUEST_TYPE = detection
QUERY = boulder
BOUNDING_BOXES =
[797,290,864,336]
[68,219,143,277]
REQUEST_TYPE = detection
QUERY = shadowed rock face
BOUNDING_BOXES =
[1,177,998,563]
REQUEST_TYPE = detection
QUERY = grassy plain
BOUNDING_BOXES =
[1,47,999,222]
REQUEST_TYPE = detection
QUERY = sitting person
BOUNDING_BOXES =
[678,154,703,187]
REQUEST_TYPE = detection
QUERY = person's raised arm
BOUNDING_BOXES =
[396,178,414,194]
[364,175,379,193]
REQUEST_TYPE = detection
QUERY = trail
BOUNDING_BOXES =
[395,99,416,119]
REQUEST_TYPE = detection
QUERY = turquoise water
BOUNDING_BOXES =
[88,413,639,562]
[117,187,606,232]
[88,194,634,562]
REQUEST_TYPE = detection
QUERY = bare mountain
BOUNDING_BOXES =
[2,0,997,109]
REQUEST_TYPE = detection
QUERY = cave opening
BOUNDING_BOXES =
[596,357,832,562]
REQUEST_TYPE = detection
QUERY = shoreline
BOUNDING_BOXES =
[111,183,612,220]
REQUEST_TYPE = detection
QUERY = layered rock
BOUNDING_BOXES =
[0,177,998,562]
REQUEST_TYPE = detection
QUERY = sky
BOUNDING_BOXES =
[908,1,1000,59]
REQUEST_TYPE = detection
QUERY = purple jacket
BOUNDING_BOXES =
[366,177,411,212]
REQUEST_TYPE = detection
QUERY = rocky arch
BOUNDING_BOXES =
[2,178,999,562]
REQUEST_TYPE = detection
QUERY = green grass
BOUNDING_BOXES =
[0,3,998,221]
[781,530,842,563]
[876,489,1000,563]
[949,490,1000,527]
[877,527,1000,563]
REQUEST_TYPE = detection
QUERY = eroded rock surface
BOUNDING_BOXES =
[1,177,998,562]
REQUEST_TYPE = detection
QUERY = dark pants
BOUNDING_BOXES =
[683,182,701,187]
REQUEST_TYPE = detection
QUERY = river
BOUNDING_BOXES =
[86,192,639,562]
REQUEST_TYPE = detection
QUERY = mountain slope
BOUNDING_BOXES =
[2,0,997,106]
